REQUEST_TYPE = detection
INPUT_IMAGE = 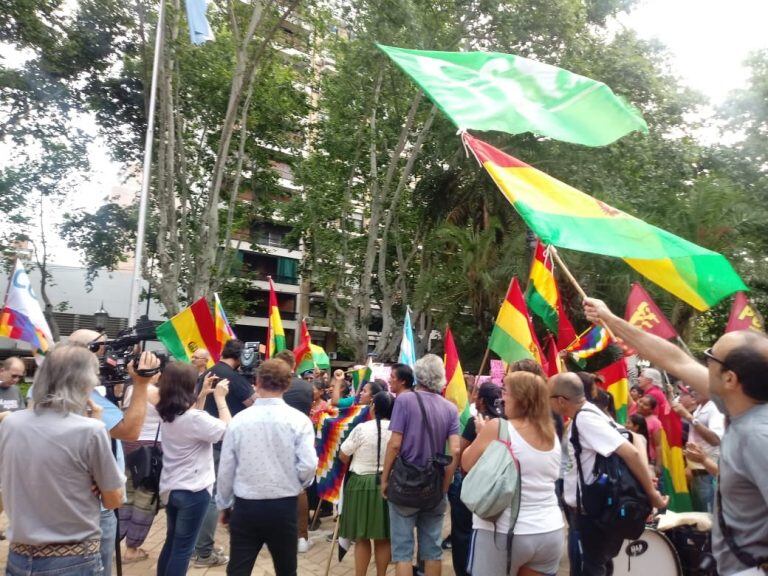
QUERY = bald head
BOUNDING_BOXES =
[550,373,586,402]
[68,329,104,347]
[0,356,26,388]
[714,330,768,402]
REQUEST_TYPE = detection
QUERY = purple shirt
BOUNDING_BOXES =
[389,390,459,467]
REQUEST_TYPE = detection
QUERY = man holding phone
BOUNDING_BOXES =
[193,339,257,567]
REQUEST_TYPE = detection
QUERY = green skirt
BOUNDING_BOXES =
[338,473,390,540]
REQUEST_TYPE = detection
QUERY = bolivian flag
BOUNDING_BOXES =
[489,277,544,366]
[443,326,471,430]
[525,240,559,334]
[659,408,693,511]
[463,133,746,310]
[266,277,286,359]
[596,358,629,424]
[156,297,219,365]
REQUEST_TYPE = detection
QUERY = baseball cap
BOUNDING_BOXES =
[477,382,504,418]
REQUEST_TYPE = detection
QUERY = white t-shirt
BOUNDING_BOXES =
[473,420,564,535]
[123,385,162,442]
[159,409,227,501]
[690,400,725,461]
[340,419,392,476]
[563,403,627,508]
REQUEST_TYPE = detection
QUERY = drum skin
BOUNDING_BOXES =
[612,528,683,576]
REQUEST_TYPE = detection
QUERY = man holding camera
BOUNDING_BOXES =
[68,328,161,576]
[193,339,258,567]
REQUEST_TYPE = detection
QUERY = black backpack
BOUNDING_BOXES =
[570,407,651,540]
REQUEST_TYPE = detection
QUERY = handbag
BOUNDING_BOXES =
[125,423,163,494]
[386,392,450,510]
[460,418,521,522]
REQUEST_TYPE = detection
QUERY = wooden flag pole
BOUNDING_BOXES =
[676,335,695,358]
[309,501,323,531]
[324,514,341,576]
[549,246,617,341]
[476,347,491,381]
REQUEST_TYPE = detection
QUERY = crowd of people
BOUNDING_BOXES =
[0,296,766,576]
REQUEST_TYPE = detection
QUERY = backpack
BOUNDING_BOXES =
[570,407,650,540]
[460,418,521,521]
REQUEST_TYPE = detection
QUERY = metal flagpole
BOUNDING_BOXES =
[128,0,165,327]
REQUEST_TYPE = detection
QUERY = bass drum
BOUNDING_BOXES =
[612,528,683,576]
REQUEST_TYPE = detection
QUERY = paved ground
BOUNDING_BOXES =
[1,512,569,575]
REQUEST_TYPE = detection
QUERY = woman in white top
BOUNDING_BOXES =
[119,376,162,563]
[155,362,231,576]
[462,371,564,576]
[338,391,394,576]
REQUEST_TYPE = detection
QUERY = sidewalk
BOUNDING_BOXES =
[1,512,569,574]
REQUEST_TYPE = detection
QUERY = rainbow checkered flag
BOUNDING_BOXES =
[214,293,235,352]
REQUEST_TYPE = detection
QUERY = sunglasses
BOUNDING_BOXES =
[703,347,729,370]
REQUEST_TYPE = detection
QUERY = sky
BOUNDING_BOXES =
[4,0,768,266]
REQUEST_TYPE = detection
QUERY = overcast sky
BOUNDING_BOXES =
[5,0,768,266]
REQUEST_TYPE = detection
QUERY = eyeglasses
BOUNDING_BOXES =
[703,347,729,369]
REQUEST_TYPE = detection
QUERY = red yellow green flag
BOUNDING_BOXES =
[525,240,559,334]
[659,408,693,511]
[463,132,746,311]
[213,293,235,352]
[293,319,330,374]
[596,358,630,424]
[443,326,471,429]
[156,297,218,365]
[266,277,286,359]
[489,277,545,366]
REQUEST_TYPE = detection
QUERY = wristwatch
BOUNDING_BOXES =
[691,418,700,427]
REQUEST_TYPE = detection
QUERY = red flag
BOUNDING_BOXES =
[293,319,312,366]
[556,298,577,349]
[542,334,562,377]
[725,292,765,333]
[624,283,678,339]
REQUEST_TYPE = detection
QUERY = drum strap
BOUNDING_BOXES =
[716,480,768,571]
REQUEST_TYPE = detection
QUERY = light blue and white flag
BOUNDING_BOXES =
[398,308,417,369]
[184,0,215,45]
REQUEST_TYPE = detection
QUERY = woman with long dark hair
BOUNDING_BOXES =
[155,362,231,576]
[463,372,564,576]
[338,391,394,576]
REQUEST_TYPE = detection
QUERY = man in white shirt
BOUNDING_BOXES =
[216,359,318,576]
[672,388,725,512]
[550,373,666,576]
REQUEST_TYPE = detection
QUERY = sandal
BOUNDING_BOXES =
[122,548,149,564]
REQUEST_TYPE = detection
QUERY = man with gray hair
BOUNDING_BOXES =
[68,328,159,576]
[381,354,460,576]
[0,356,27,540]
[550,372,666,576]
[638,367,669,417]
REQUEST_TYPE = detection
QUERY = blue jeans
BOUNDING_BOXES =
[6,551,103,576]
[389,496,448,563]
[691,473,715,513]
[99,509,117,576]
[194,446,221,558]
[157,489,211,576]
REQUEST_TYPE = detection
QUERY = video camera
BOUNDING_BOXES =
[239,341,262,379]
[89,317,167,401]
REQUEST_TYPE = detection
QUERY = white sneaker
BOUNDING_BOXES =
[298,538,312,553]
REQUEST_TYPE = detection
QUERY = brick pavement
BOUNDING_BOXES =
[0,512,569,575]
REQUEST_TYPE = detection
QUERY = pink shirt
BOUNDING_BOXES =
[644,386,669,417]
[645,414,662,462]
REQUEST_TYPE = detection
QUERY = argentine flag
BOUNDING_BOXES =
[398,308,417,369]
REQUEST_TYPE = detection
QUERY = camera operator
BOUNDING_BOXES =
[192,339,257,568]
[69,328,160,576]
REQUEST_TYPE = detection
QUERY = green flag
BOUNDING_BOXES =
[378,44,648,147]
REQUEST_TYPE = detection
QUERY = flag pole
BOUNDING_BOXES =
[676,335,694,358]
[324,514,341,576]
[475,346,491,381]
[549,246,617,340]
[128,0,165,327]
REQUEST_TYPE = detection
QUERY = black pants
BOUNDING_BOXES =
[447,472,472,576]
[227,496,299,576]
[576,514,624,576]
